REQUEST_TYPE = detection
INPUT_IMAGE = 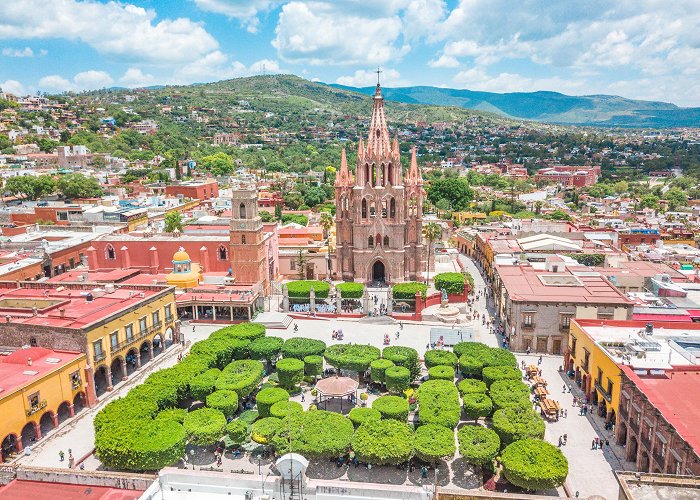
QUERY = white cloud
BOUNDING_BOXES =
[38,75,75,93]
[2,47,33,57]
[175,53,286,84]
[453,67,586,95]
[0,0,219,64]
[193,0,280,32]
[428,55,459,68]
[119,68,156,88]
[336,68,406,87]
[0,79,25,95]
[38,70,114,92]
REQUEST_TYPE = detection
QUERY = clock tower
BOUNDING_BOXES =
[230,184,269,294]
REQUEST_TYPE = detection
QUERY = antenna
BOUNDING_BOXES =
[375,66,382,85]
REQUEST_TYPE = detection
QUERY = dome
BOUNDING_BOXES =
[173,248,190,262]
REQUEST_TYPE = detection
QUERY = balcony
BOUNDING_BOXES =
[521,323,536,330]
[619,405,629,421]
[594,380,613,402]
[110,322,163,355]
[560,324,571,332]
[641,433,652,451]
[653,450,666,469]
[94,352,106,363]
[26,400,47,417]
[71,377,82,391]
[629,418,640,435]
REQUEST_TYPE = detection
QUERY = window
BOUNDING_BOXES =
[106,245,116,260]
[676,461,681,475]
[290,258,296,270]
[570,336,577,358]
[93,339,103,359]
[218,246,227,260]
[125,324,133,340]
[29,337,37,347]
[152,311,160,326]
[241,235,246,244]
[606,378,613,396]
[583,349,590,371]
[239,203,247,219]
[597,368,603,385]
[390,198,396,218]
[70,370,82,390]
[28,392,40,408]
[597,311,614,320]
[362,199,367,218]
[561,314,573,328]
[165,305,172,322]
[110,332,118,349]
[368,235,374,247]
[57,211,68,221]
[383,235,389,247]
[522,313,534,326]
[139,316,147,334]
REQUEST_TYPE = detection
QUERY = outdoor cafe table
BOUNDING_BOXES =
[533,376,547,387]
[533,386,549,399]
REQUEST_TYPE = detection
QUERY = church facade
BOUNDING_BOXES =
[334,82,426,284]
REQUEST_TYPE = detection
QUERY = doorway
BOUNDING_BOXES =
[372,261,386,283]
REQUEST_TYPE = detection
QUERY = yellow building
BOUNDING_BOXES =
[0,347,88,462]
[165,248,201,289]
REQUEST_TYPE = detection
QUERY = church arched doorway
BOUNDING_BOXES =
[372,261,386,284]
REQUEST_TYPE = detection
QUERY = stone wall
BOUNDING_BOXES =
[0,323,84,352]
[6,466,154,490]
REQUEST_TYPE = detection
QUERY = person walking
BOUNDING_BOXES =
[68,450,74,469]
[59,450,64,462]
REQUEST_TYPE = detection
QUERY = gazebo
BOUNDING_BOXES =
[314,376,359,412]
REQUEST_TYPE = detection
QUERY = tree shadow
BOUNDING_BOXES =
[450,458,483,490]
[346,463,408,485]
[406,460,451,487]
[305,458,346,480]
[185,444,215,466]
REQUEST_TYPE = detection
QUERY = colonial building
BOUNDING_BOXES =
[334,82,426,284]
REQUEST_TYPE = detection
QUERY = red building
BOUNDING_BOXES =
[165,180,219,200]
[535,165,600,187]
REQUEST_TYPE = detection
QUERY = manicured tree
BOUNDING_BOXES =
[348,407,381,428]
[216,359,265,397]
[414,423,456,463]
[457,378,487,397]
[424,349,458,369]
[383,346,421,381]
[286,280,330,299]
[454,341,490,359]
[251,417,283,444]
[372,395,409,421]
[281,337,326,359]
[462,393,493,421]
[428,365,455,381]
[336,282,364,298]
[370,358,395,385]
[155,408,188,424]
[269,400,304,419]
[352,419,415,465]
[213,322,266,342]
[183,408,227,446]
[225,419,249,445]
[190,337,250,369]
[190,368,222,401]
[482,365,522,387]
[206,389,239,418]
[434,272,467,295]
[459,354,485,379]
[501,439,568,491]
[276,357,305,389]
[324,344,381,373]
[385,366,411,394]
[249,336,284,365]
[457,425,500,469]
[492,408,546,445]
[482,347,517,368]
[490,379,532,412]
[303,355,323,377]
[256,387,289,417]
[271,410,354,458]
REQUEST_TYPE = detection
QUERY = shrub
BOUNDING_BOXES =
[336,282,364,298]
[286,280,330,299]
[414,423,456,463]
[212,322,266,342]
[501,439,568,491]
[276,357,305,389]
[370,358,394,384]
[183,408,227,446]
[269,400,303,419]
[216,359,265,397]
[190,368,221,401]
[458,425,500,468]
[457,378,487,396]
[482,347,517,368]
[482,365,522,387]
[238,410,259,425]
[249,336,284,362]
[383,346,421,381]
[324,343,381,373]
[206,390,239,418]
[94,397,158,434]
[385,366,411,394]
[251,417,283,444]
[303,355,323,377]
[454,342,491,359]
[459,354,485,378]
[155,408,188,424]
[256,387,289,417]
[270,410,354,458]
[434,272,466,295]
[352,419,415,465]
[428,365,455,381]
[490,380,531,412]
[226,420,249,445]
[392,281,427,300]
[418,379,461,428]
[281,337,326,359]
[424,349,458,368]
[372,395,409,421]
[348,407,381,428]
[190,337,250,369]
[492,408,546,445]
[128,382,180,411]
[462,393,493,421]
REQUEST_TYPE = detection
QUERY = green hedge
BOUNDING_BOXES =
[190,368,221,401]
[370,358,395,384]
[424,349,458,368]
[212,323,266,342]
[352,419,415,465]
[249,336,284,362]
[428,365,455,381]
[373,395,409,421]
[385,366,411,394]
[190,337,250,369]
[276,357,305,389]
[155,408,187,424]
[183,408,227,446]
[501,439,568,491]
[434,272,467,295]
[216,359,265,397]
[462,393,493,421]
[270,410,355,458]
[392,282,427,300]
[324,343,381,373]
[348,407,381,428]
[414,423,456,463]
[417,379,461,428]
[251,417,283,444]
[226,420,249,445]
[459,354,485,379]
[458,425,500,468]
[303,355,324,377]
[206,390,239,418]
[492,408,546,445]
[483,347,517,368]
[457,378,487,396]
[336,282,364,298]
[482,365,522,387]
[490,380,531,412]
[286,280,330,299]
[269,400,304,419]
[454,342,491,359]
[281,337,327,359]
[383,346,421,381]
[256,387,289,417]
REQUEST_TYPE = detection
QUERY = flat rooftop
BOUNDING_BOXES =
[0,346,83,396]
[0,479,142,500]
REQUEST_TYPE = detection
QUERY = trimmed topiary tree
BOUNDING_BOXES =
[303,355,323,377]
[492,408,545,445]
[457,378,487,396]
[414,423,456,463]
[190,337,250,369]
[454,341,491,359]
[216,359,265,397]
[482,365,522,387]
[324,343,381,373]
[336,282,364,298]
[458,425,500,469]
[276,357,305,389]
[249,336,284,363]
[482,347,517,368]
[155,408,188,424]
[424,349,458,368]
[281,337,326,359]
[501,439,568,491]
[434,272,467,295]
[417,379,461,428]
[459,354,485,379]
[370,358,395,385]
[251,417,283,444]
[190,368,222,401]
[348,407,381,428]
[183,408,227,446]
[462,393,493,421]
[211,322,266,342]
[490,379,531,412]
[385,365,411,394]
[286,280,330,299]
[206,389,239,418]
[226,419,249,445]
[269,400,304,419]
[352,419,414,465]
[383,346,421,381]
[373,395,409,421]
[256,387,289,417]
[428,365,455,381]
[392,281,428,300]
[270,410,355,458]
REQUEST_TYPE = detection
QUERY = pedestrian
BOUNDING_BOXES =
[421,466,428,479]
[79,463,85,470]
[558,436,563,447]
[563,384,567,393]
[538,355,543,366]
[592,439,596,450]
[605,439,609,447]
[59,450,64,462]
[68,450,74,469]
[192,325,195,333]
[526,346,531,355]
[563,434,568,445]
[564,409,568,418]
[301,392,305,403]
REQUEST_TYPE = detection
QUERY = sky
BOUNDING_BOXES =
[1,0,700,106]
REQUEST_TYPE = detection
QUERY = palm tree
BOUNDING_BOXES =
[423,222,441,285]
[319,211,334,278]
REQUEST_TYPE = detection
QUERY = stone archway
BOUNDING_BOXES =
[21,422,38,449]
[617,420,627,446]
[73,392,85,414]
[94,366,109,396]
[57,401,72,425]
[639,450,650,472]
[626,435,638,462]
[371,260,386,284]
[1,434,19,461]
[39,411,55,437]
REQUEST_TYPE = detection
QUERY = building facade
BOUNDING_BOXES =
[230,185,271,294]
[334,83,426,284]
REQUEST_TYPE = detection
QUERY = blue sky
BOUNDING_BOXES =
[1,0,699,106]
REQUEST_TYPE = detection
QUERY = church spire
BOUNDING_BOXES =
[365,79,391,159]
[335,148,351,186]
[408,146,423,185]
